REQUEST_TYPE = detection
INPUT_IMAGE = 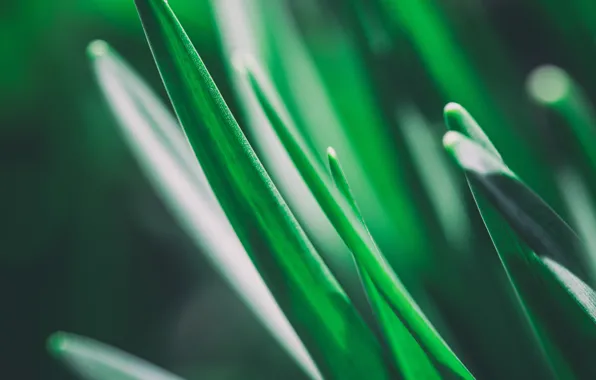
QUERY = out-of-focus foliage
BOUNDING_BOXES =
[6,0,596,379]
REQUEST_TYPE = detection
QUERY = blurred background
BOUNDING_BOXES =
[3,0,596,379]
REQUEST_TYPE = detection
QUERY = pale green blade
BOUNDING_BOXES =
[48,332,184,380]
[87,40,321,380]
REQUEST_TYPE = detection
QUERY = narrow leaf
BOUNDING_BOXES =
[87,40,320,380]
[131,1,390,378]
[327,148,441,380]
[48,332,183,380]
[241,58,474,379]
[444,131,596,378]
[444,105,588,281]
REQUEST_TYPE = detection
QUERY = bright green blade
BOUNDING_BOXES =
[327,148,441,380]
[444,131,596,378]
[241,60,474,379]
[86,40,320,380]
[444,105,588,282]
[132,1,390,378]
[48,332,183,380]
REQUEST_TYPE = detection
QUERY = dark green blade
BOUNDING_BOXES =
[444,131,596,378]
[132,1,390,378]
[444,104,588,282]
[241,58,474,379]
[86,40,320,380]
[48,332,184,380]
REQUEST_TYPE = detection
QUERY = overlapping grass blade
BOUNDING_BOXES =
[210,0,345,256]
[48,332,183,380]
[327,148,441,379]
[444,104,588,280]
[241,59,474,379]
[444,130,596,378]
[131,1,390,378]
[86,40,320,380]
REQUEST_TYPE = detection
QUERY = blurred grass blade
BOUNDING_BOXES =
[132,1,390,378]
[327,148,441,380]
[211,0,346,257]
[444,105,588,281]
[241,60,474,379]
[87,40,320,380]
[444,131,596,377]
[48,332,184,380]
[399,106,470,251]
[528,66,596,278]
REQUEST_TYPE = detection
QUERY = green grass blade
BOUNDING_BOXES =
[399,106,470,251]
[48,332,184,380]
[241,59,474,379]
[211,0,346,256]
[131,1,390,378]
[444,131,596,378]
[444,105,588,281]
[327,148,441,380]
[86,40,320,380]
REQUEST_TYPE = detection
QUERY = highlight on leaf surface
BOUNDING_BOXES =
[239,56,473,379]
[444,129,596,378]
[444,106,588,281]
[86,40,320,380]
[131,0,391,378]
[48,332,183,380]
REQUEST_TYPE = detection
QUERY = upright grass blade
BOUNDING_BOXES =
[210,0,346,257]
[528,65,596,280]
[327,148,441,380]
[86,40,320,380]
[398,106,470,251]
[48,332,184,380]
[132,1,390,378]
[241,59,474,379]
[444,131,596,378]
[444,104,588,281]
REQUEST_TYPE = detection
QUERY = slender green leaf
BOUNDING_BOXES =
[131,1,390,378]
[327,147,441,380]
[86,40,320,380]
[48,332,183,380]
[444,105,588,281]
[444,131,596,378]
[241,58,474,379]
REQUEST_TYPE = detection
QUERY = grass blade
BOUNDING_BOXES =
[48,332,183,380]
[444,131,596,378]
[444,104,588,281]
[241,59,474,379]
[86,40,320,380]
[327,148,441,380]
[131,1,390,378]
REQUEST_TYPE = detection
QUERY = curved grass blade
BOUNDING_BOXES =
[241,59,474,379]
[48,332,184,380]
[444,104,588,281]
[327,148,441,380]
[86,40,320,380]
[444,131,596,378]
[131,1,390,378]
